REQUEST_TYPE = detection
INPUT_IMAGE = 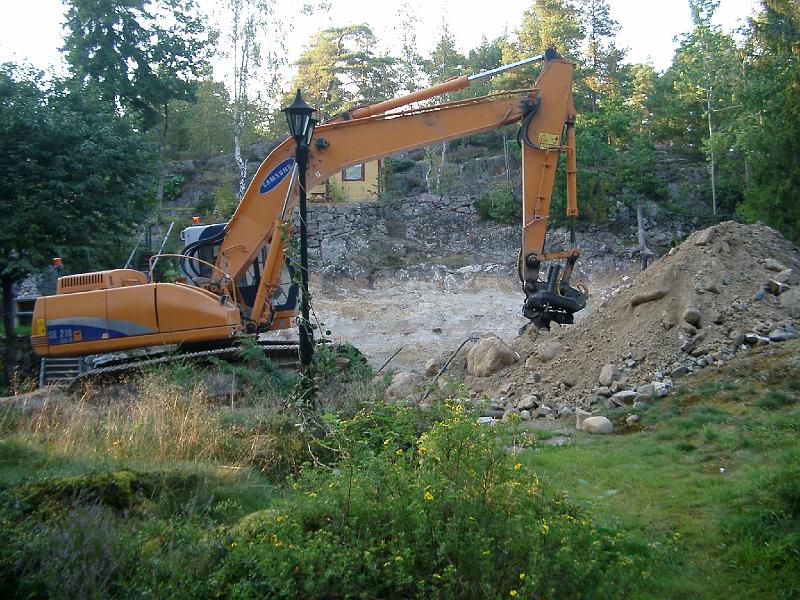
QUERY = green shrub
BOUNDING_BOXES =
[475,183,519,225]
[216,404,652,599]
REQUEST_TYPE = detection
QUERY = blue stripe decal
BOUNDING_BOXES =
[47,318,155,345]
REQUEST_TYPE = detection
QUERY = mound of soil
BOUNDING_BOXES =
[451,221,800,411]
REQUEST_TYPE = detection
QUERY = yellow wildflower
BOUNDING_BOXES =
[396,448,404,456]
[424,491,434,501]
[519,573,526,580]
[515,463,523,470]
[510,590,518,597]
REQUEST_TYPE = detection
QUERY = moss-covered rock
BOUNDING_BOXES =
[9,470,156,515]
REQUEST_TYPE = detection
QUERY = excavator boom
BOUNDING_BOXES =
[31,50,585,359]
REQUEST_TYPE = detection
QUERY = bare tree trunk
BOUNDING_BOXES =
[156,102,170,209]
[1,274,18,393]
[436,141,448,193]
[234,119,248,199]
[501,129,511,184]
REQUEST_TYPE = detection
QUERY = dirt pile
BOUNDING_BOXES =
[446,221,800,414]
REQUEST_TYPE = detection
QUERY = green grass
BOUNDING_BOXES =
[518,339,800,599]
[0,340,797,598]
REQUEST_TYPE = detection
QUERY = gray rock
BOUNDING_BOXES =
[754,289,766,301]
[775,268,797,285]
[764,258,787,272]
[520,410,532,421]
[558,406,574,418]
[626,415,640,426]
[502,408,521,422]
[516,394,539,411]
[610,381,622,393]
[729,329,745,346]
[537,340,562,363]
[769,328,790,342]
[682,306,702,327]
[671,365,690,378]
[484,408,506,418]
[624,358,637,368]
[779,287,800,319]
[535,405,553,418]
[385,372,425,402]
[599,364,621,386]
[611,390,638,406]
[632,401,648,410]
[425,358,441,377]
[636,384,654,398]
[467,336,516,377]
[596,386,613,398]
[765,280,789,295]
[477,416,494,425]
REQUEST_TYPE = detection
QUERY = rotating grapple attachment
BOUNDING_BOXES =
[521,250,587,330]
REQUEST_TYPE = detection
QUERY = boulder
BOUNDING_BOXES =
[764,258,787,272]
[467,336,516,377]
[610,390,638,406]
[536,340,562,362]
[779,287,800,319]
[682,306,702,327]
[385,372,425,402]
[598,364,621,387]
[575,408,613,434]
[425,359,441,377]
[516,394,539,411]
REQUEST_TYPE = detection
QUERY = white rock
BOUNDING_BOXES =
[575,408,613,434]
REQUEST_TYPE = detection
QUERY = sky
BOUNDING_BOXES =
[0,0,758,80]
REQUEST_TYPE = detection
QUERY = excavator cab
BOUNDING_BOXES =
[180,224,299,323]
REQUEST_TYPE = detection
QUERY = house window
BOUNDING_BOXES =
[342,163,365,181]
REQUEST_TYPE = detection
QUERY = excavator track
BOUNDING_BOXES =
[65,340,302,390]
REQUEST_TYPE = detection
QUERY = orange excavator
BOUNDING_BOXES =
[31,49,587,360]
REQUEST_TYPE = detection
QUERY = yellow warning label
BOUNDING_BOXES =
[537,132,560,147]
[37,319,45,336]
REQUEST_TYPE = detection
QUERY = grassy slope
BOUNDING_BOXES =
[0,342,797,598]
[525,339,800,599]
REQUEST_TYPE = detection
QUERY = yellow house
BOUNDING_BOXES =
[310,160,381,202]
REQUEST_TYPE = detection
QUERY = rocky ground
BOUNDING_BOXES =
[411,221,800,428]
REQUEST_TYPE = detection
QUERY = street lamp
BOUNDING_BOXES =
[283,89,318,370]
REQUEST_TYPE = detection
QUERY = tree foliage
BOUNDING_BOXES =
[0,65,156,388]
[63,0,210,131]
[292,24,399,118]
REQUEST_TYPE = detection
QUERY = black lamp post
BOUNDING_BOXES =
[283,89,318,370]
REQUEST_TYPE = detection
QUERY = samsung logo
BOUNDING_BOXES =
[259,158,295,194]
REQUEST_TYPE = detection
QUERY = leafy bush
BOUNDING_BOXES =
[475,183,519,225]
[216,403,652,599]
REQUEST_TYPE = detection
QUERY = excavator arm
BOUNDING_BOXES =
[216,51,584,329]
[31,50,585,359]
